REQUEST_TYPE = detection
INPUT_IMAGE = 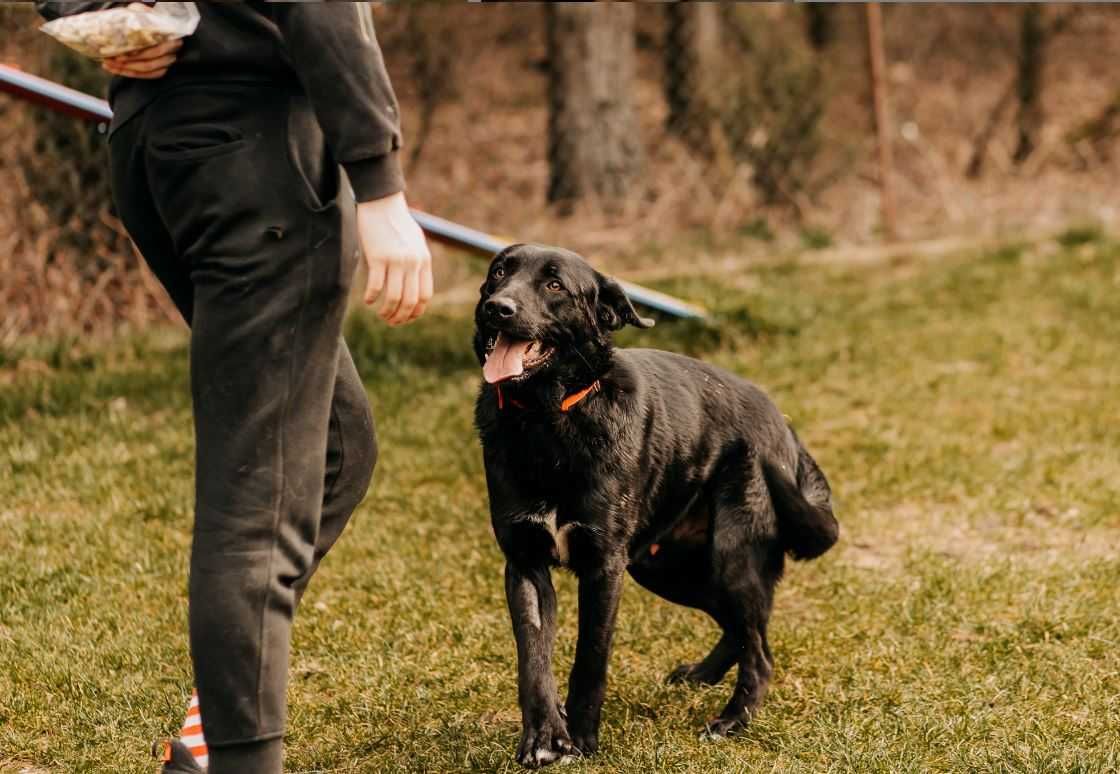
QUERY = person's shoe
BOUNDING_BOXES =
[152,739,205,773]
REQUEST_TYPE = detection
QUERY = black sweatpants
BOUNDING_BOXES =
[109,82,377,772]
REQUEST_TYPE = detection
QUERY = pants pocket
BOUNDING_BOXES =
[148,123,249,162]
[286,95,339,212]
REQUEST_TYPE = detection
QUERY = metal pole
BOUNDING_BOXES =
[0,63,707,321]
[409,211,707,320]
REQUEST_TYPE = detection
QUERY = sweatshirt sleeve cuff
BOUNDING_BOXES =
[343,151,406,203]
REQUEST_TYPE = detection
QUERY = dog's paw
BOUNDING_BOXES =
[568,731,597,757]
[699,715,747,741]
[667,662,720,686]
[516,719,576,769]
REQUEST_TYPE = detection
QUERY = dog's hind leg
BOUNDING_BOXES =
[628,504,741,687]
[702,452,783,737]
[666,631,738,686]
[703,548,779,737]
[702,605,774,738]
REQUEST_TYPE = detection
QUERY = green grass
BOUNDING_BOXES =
[1055,224,1105,249]
[798,226,833,251]
[2,236,1119,773]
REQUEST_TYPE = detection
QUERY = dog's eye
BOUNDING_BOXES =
[546,280,563,292]
[493,267,505,280]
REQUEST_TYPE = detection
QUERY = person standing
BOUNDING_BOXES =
[34,3,432,772]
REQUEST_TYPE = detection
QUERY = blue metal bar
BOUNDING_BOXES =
[0,63,112,125]
[0,63,707,320]
[411,209,509,256]
[411,211,707,319]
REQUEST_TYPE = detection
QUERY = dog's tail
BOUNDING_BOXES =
[763,435,838,561]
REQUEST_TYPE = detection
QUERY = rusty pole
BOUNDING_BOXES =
[866,3,897,241]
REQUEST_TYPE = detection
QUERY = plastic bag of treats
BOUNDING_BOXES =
[41,2,200,60]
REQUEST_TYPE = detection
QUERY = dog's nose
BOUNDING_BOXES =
[485,297,517,320]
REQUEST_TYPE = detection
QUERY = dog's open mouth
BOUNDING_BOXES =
[483,332,554,384]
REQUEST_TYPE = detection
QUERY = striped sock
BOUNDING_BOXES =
[180,689,209,769]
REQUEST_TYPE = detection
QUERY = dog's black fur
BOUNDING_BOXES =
[474,244,839,768]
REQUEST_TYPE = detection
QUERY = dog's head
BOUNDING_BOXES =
[473,244,654,386]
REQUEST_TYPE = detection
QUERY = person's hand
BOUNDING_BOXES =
[357,191,433,325]
[101,4,182,80]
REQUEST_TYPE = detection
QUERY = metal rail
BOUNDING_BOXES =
[0,62,707,320]
[409,210,707,320]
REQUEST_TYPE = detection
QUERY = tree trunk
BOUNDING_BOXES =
[663,2,720,137]
[547,4,641,209]
[1013,5,1045,163]
[805,3,836,50]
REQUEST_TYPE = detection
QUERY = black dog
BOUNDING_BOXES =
[474,244,839,768]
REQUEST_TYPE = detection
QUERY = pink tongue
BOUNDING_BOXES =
[484,333,533,384]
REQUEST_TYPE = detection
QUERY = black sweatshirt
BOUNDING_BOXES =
[36,1,404,201]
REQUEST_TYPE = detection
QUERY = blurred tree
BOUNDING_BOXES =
[716,6,825,208]
[967,6,1079,177]
[401,4,457,169]
[663,1,720,140]
[546,4,641,211]
[1068,90,1120,165]
[1013,5,1045,163]
[804,3,836,50]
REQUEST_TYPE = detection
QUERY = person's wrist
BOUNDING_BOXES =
[345,151,405,203]
[358,190,407,215]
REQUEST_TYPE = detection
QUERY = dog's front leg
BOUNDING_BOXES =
[505,561,574,768]
[565,561,625,757]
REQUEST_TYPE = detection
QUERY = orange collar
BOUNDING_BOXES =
[560,380,602,412]
[496,380,602,413]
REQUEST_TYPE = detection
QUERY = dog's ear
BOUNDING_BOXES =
[597,275,656,332]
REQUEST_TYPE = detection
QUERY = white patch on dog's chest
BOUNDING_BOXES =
[518,511,579,566]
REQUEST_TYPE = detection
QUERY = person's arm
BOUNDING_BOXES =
[271,2,431,325]
[269,2,403,203]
